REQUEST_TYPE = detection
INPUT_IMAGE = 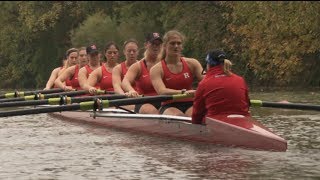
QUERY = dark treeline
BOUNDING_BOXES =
[0,1,319,89]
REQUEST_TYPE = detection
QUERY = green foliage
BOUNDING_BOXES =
[115,1,165,48]
[0,2,32,88]
[224,2,320,86]
[71,12,120,51]
[0,1,89,88]
[0,1,319,88]
[160,2,230,63]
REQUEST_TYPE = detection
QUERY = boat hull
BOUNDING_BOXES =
[49,111,287,152]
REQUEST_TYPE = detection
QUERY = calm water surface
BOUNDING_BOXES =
[0,90,319,179]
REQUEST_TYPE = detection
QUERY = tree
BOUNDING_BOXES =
[224,2,320,86]
[71,12,121,52]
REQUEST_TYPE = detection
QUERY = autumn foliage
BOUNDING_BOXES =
[0,1,318,88]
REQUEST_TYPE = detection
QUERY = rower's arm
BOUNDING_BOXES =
[193,59,205,81]
[186,58,204,81]
[78,67,88,90]
[122,62,140,93]
[112,65,125,94]
[83,67,101,94]
[44,67,60,90]
[54,66,74,91]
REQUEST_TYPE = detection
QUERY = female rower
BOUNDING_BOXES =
[150,30,232,117]
[78,44,102,90]
[112,39,139,111]
[54,48,82,91]
[43,54,67,90]
[83,41,120,94]
[112,39,140,95]
[122,32,163,114]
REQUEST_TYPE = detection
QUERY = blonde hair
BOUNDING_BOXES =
[223,59,233,76]
[157,30,186,61]
[143,49,148,60]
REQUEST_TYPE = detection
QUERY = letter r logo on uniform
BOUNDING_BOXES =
[184,73,190,78]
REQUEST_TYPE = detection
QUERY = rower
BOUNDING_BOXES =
[150,30,205,117]
[54,48,83,91]
[112,39,140,95]
[122,32,163,114]
[191,49,250,124]
[78,44,102,90]
[112,39,140,110]
[83,41,120,94]
[43,54,67,90]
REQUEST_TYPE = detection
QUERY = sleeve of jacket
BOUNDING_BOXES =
[191,81,206,124]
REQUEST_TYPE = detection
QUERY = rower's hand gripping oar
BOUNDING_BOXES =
[0,94,193,117]
[0,88,64,99]
[250,100,320,111]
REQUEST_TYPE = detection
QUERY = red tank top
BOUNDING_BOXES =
[161,58,194,103]
[70,65,81,90]
[99,65,114,91]
[136,60,157,96]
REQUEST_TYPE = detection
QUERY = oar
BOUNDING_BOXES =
[0,94,192,117]
[250,100,320,111]
[0,88,64,99]
[0,94,127,108]
[0,90,113,103]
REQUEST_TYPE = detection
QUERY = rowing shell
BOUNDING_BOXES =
[49,109,287,152]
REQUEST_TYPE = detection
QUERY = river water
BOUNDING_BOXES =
[0,90,319,179]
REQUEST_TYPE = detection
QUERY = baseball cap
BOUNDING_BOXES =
[205,49,227,66]
[145,32,162,43]
[86,44,99,55]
